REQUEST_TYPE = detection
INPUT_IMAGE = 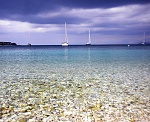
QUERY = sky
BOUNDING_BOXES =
[0,0,150,45]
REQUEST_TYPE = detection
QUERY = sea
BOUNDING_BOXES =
[0,45,150,121]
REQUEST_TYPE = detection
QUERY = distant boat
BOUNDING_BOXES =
[86,30,91,45]
[28,43,31,46]
[141,32,146,45]
[28,31,31,46]
[128,45,130,47]
[62,22,69,46]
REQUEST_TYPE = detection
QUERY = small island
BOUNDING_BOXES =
[0,42,17,46]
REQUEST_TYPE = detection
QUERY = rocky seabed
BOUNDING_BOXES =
[0,65,150,122]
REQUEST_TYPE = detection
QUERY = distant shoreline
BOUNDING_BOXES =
[10,44,150,46]
[1,44,150,46]
[0,42,17,46]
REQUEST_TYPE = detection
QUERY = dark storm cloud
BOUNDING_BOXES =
[0,0,150,44]
[0,0,55,15]
[57,0,150,8]
[0,0,150,19]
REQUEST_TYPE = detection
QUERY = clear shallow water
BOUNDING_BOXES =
[0,46,150,84]
[0,45,150,121]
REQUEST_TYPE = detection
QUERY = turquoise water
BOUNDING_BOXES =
[0,46,150,82]
[0,45,150,121]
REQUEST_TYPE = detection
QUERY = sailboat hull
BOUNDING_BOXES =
[62,42,68,46]
[86,43,91,45]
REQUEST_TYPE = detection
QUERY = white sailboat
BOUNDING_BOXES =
[86,30,91,45]
[62,22,69,46]
[141,32,146,45]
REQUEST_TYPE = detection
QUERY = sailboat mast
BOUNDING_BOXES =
[29,31,30,41]
[89,30,91,43]
[143,32,145,44]
[65,22,68,43]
